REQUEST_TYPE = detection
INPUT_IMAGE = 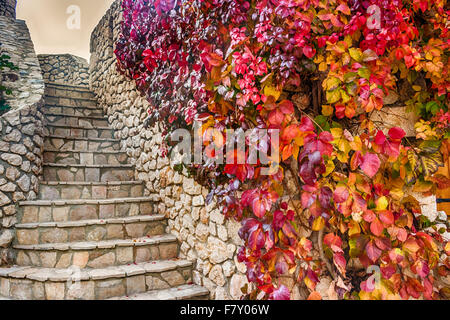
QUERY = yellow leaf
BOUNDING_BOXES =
[312,216,325,231]
[324,160,335,177]
[326,89,341,104]
[412,85,422,91]
[319,61,328,72]
[314,54,324,64]
[349,48,363,62]
[389,188,404,201]
[322,104,334,116]
[331,127,343,140]
[375,196,388,211]
[340,90,351,103]
[264,85,281,101]
[348,220,361,237]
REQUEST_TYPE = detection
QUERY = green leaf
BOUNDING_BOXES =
[349,48,363,62]
[326,89,341,104]
[344,72,358,83]
[357,67,371,80]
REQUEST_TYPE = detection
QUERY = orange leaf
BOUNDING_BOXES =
[307,291,322,300]
[370,218,384,236]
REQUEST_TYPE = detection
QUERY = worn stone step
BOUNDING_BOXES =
[12,234,179,268]
[43,163,135,182]
[44,113,109,127]
[43,105,103,117]
[15,215,167,246]
[0,259,194,300]
[45,82,94,94]
[45,82,91,92]
[38,181,144,200]
[19,197,153,223]
[109,284,209,300]
[44,124,114,139]
[44,135,120,152]
[44,96,97,109]
[44,149,129,166]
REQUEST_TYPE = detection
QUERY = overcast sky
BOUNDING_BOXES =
[16,0,115,61]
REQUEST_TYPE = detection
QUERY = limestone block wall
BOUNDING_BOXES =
[0,0,16,18]
[0,15,45,264]
[0,17,44,111]
[89,0,248,300]
[38,54,89,87]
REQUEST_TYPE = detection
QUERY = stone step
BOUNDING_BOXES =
[44,124,114,139]
[42,163,135,182]
[44,113,109,127]
[45,82,91,92]
[0,260,194,300]
[45,83,93,94]
[44,96,97,109]
[12,234,178,268]
[19,197,153,223]
[43,105,104,117]
[44,149,129,166]
[38,181,144,200]
[44,135,120,152]
[109,284,209,300]
[15,214,167,246]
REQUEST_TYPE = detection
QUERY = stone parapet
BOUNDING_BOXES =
[0,16,45,264]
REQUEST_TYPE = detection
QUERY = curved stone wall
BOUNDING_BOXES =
[0,14,45,265]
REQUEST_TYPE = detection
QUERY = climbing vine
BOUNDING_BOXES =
[0,52,17,115]
[116,0,450,300]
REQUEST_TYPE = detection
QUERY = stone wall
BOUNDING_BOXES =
[38,54,89,87]
[0,0,16,18]
[0,17,44,111]
[0,15,45,264]
[89,0,249,300]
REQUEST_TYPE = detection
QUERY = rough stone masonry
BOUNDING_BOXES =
[0,4,45,264]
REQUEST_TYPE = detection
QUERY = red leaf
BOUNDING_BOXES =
[366,240,382,262]
[362,210,376,222]
[360,153,380,178]
[374,130,386,146]
[379,210,394,226]
[268,109,284,126]
[370,218,384,236]
[279,100,294,114]
[388,127,406,140]
[412,259,430,278]
[303,46,316,59]
[269,285,290,300]
[333,186,349,203]
[299,116,315,132]
[333,252,347,275]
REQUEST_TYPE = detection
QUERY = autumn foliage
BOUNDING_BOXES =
[115,0,450,300]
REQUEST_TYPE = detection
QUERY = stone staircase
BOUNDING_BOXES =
[0,82,208,300]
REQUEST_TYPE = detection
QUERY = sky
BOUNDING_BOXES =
[16,0,115,61]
